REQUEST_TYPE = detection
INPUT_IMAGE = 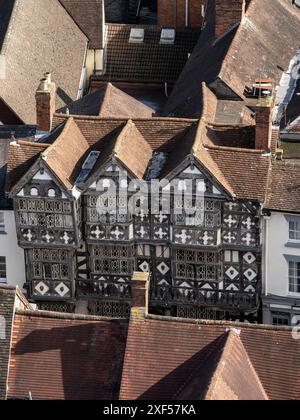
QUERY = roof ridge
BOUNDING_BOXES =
[42,116,75,159]
[98,82,113,116]
[53,113,198,123]
[204,330,268,400]
[114,119,134,155]
[15,308,128,323]
[173,332,229,399]
[14,140,49,148]
[203,143,267,154]
[145,313,295,332]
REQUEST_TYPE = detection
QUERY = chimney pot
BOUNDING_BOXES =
[44,72,52,86]
[131,272,150,313]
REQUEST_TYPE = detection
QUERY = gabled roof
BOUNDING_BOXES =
[2,286,300,401]
[204,331,268,400]
[6,112,270,203]
[96,24,200,84]
[42,118,89,190]
[59,0,105,49]
[120,314,300,401]
[6,140,49,193]
[57,83,154,118]
[113,120,153,179]
[8,311,128,400]
[163,0,300,117]
[0,0,88,124]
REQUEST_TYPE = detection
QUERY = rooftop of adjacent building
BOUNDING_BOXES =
[1,280,300,401]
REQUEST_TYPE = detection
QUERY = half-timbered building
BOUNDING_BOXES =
[5,78,274,321]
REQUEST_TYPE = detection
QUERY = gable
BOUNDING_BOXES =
[13,161,69,200]
[162,160,229,199]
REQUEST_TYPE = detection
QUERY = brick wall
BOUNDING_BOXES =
[158,0,205,29]
[215,0,245,39]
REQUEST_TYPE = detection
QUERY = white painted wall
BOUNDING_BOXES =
[0,210,26,291]
[266,212,300,298]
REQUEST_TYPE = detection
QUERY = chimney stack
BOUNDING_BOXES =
[215,0,246,39]
[131,272,150,314]
[36,73,56,132]
[245,79,274,151]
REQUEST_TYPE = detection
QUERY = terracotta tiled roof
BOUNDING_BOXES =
[59,0,104,49]
[264,160,300,213]
[0,0,88,124]
[204,331,268,400]
[8,312,128,400]
[96,23,200,84]
[163,0,300,117]
[6,140,49,193]
[42,117,89,189]
[120,314,300,401]
[114,120,153,179]
[52,114,198,150]
[202,146,270,202]
[57,83,154,118]
[6,112,270,202]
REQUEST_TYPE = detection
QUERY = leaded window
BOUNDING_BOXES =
[173,199,221,228]
[91,245,133,275]
[16,198,73,230]
[175,249,221,281]
[31,249,71,281]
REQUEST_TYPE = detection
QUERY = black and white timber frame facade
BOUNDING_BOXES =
[10,153,261,320]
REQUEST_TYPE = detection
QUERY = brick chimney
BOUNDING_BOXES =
[255,103,273,151]
[36,73,56,132]
[131,272,150,313]
[215,0,246,39]
[245,79,275,151]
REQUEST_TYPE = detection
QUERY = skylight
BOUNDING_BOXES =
[76,151,101,184]
[129,28,145,44]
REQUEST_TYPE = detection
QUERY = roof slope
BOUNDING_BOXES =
[59,0,104,49]
[0,0,14,50]
[204,331,268,400]
[97,24,200,84]
[264,160,300,213]
[0,0,88,123]
[42,117,89,189]
[120,315,300,401]
[163,0,300,117]
[6,140,49,192]
[8,312,128,400]
[58,83,154,118]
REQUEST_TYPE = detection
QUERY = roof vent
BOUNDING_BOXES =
[129,28,145,44]
[160,29,176,45]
